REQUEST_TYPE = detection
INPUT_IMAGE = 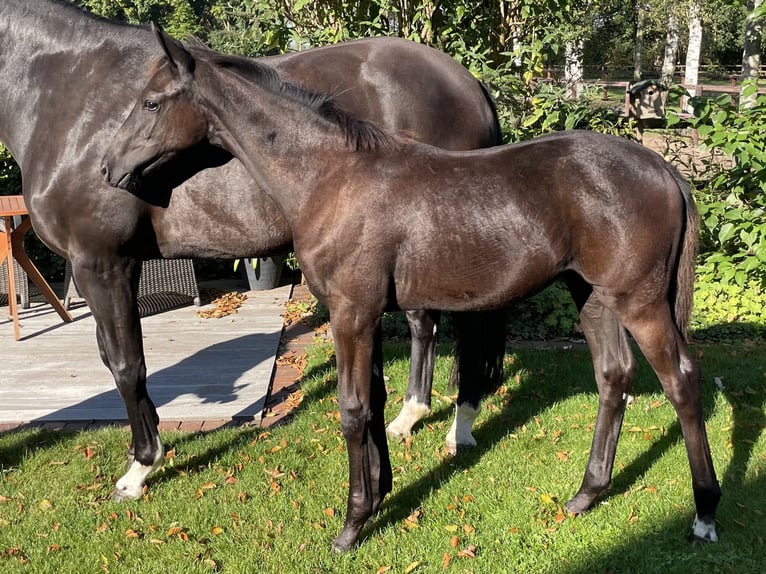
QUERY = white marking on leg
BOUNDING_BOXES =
[113,435,164,501]
[692,514,718,542]
[386,397,430,438]
[445,403,481,454]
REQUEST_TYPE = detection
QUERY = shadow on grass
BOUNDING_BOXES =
[147,348,340,486]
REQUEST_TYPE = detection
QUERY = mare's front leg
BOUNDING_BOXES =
[565,292,637,514]
[331,310,391,553]
[71,257,164,500]
[386,309,440,438]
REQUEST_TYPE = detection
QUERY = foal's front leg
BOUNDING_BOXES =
[331,314,392,553]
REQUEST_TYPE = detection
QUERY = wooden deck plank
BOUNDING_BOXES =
[0,285,291,424]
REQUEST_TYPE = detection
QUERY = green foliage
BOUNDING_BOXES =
[670,87,766,288]
[692,278,766,340]
[78,0,205,37]
[507,82,636,142]
[506,283,581,341]
[0,144,21,197]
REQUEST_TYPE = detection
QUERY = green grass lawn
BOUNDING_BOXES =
[1,340,765,573]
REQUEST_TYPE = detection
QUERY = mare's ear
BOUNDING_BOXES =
[151,22,195,79]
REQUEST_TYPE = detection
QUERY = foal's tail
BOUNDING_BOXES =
[669,166,700,341]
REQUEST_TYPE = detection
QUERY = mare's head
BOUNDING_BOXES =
[102,24,209,189]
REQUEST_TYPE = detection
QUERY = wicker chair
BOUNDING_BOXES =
[63,258,201,317]
[0,256,30,309]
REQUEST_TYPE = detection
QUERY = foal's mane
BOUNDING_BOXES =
[191,49,396,152]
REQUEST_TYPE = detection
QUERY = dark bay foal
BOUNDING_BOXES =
[102,27,721,551]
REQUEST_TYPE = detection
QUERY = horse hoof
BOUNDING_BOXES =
[690,515,718,543]
[112,484,143,502]
[385,424,411,439]
[331,532,358,553]
[387,400,430,438]
[445,437,477,456]
[564,495,592,515]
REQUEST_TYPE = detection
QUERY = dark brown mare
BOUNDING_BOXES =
[103,28,721,552]
[0,1,506,495]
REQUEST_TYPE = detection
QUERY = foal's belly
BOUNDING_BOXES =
[393,251,560,312]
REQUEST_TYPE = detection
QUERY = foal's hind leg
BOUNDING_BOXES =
[72,257,164,500]
[387,310,440,438]
[621,307,720,541]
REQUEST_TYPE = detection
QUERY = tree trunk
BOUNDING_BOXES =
[660,9,680,99]
[741,0,764,108]
[565,40,584,99]
[683,1,703,114]
[633,1,645,81]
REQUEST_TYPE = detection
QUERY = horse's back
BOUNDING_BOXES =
[266,37,500,150]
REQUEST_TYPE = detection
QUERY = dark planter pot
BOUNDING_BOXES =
[242,256,284,291]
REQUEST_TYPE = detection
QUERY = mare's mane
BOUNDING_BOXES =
[189,48,397,152]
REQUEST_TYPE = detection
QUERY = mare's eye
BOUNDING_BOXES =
[143,100,160,112]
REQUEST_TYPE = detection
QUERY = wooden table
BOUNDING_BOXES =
[0,195,72,340]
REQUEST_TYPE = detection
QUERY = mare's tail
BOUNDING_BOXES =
[669,166,700,341]
[478,81,504,146]
[449,310,507,398]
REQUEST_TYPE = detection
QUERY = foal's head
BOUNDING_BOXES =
[102,24,209,189]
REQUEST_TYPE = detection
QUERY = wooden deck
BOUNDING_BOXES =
[0,285,292,426]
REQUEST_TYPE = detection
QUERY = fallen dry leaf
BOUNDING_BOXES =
[197,292,247,319]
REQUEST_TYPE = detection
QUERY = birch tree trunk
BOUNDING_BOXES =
[683,1,702,113]
[565,40,584,99]
[741,0,764,108]
[633,1,645,81]
[660,9,680,100]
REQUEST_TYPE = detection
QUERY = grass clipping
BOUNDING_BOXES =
[197,291,247,319]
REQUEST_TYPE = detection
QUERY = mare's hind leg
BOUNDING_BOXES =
[446,310,506,454]
[564,286,637,514]
[72,257,164,500]
[621,306,720,541]
[387,310,440,438]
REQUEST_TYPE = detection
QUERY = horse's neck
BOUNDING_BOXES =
[0,0,144,164]
[201,68,355,222]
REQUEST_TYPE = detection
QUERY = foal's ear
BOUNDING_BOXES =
[151,22,195,79]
